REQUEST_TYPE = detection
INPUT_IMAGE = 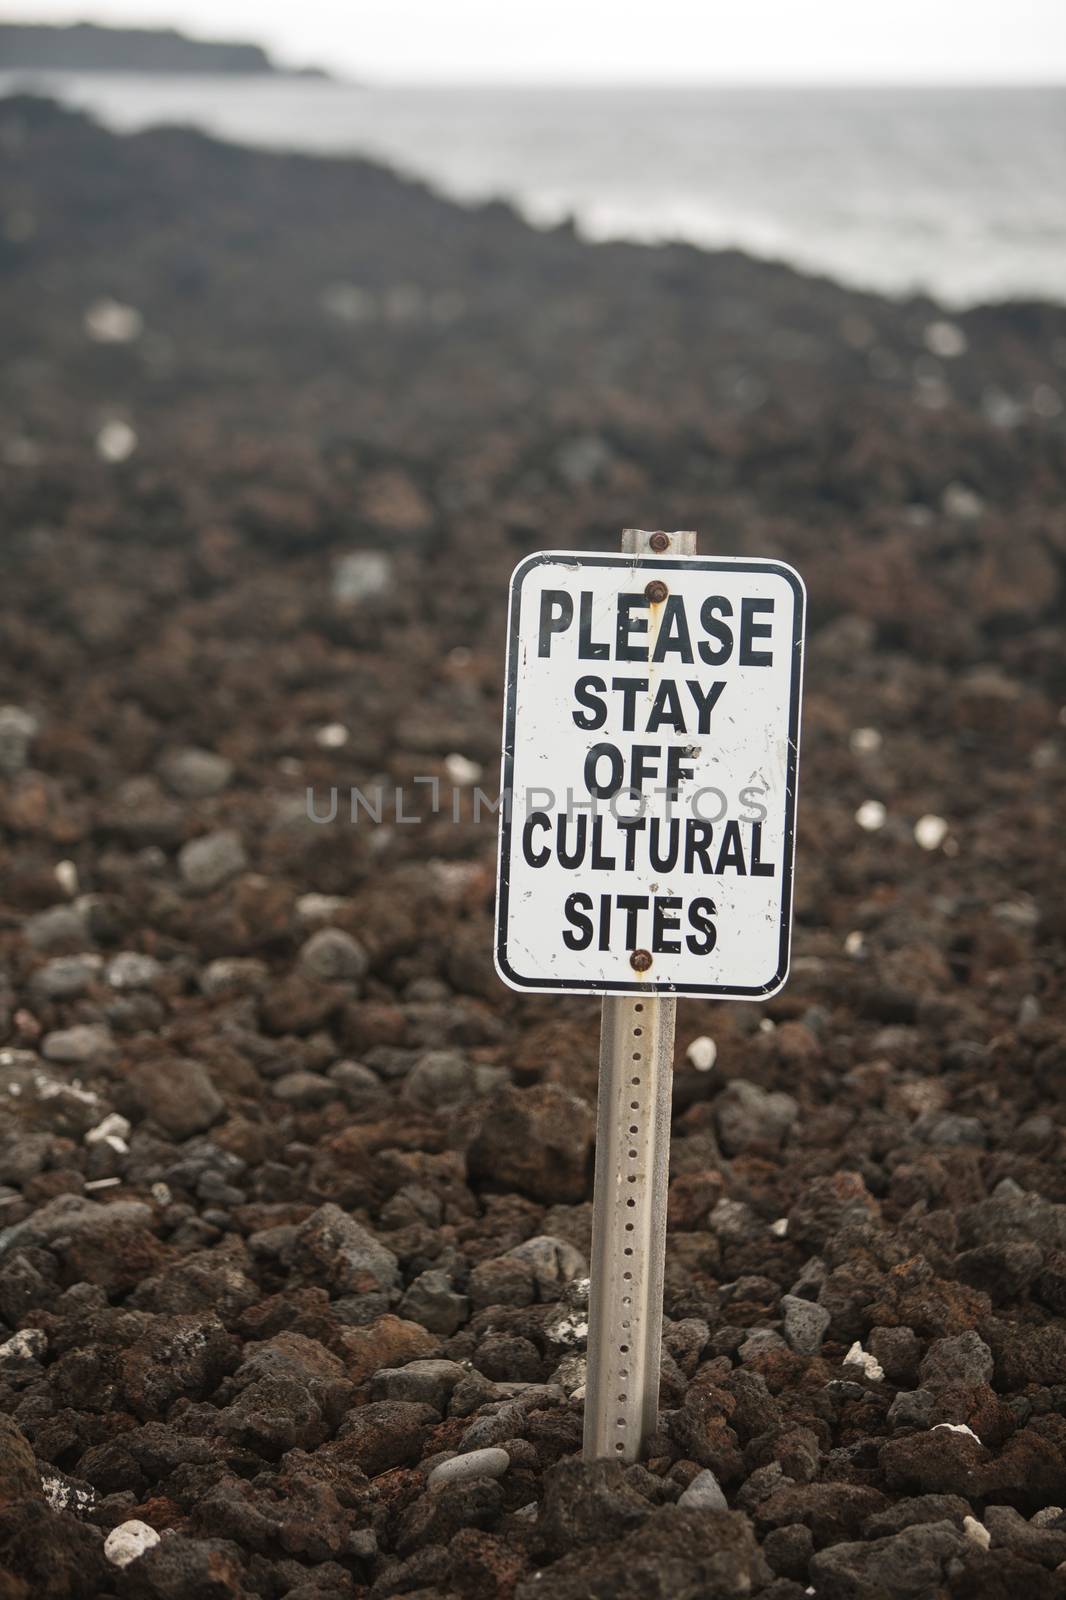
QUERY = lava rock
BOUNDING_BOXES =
[331,1400,436,1475]
[781,1293,831,1354]
[119,1533,246,1598]
[338,1315,439,1382]
[395,1476,504,1556]
[521,1505,770,1600]
[534,1459,654,1558]
[128,1056,223,1139]
[118,1313,239,1418]
[0,1415,43,1506]
[398,1268,470,1334]
[372,1358,466,1412]
[810,1519,967,1597]
[867,1325,922,1385]
[919,1329,994,1388]
[506,1235,588,1300]
[289,1202,400,1294]
[468,1256,537,1310]
[467,1084,594,1204]
[714,1080,799,1155]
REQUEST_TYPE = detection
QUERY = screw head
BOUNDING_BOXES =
[629,949,653,973]
[644,579,668,605]
[649,532,670,552]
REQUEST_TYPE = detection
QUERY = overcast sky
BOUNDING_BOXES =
[11,0,1066,82]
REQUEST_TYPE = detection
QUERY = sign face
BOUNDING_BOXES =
[495,551,805,997]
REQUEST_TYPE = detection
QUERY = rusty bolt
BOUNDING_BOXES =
[644,579,668,605]
[629,949,653,973]
[649,532,670,552]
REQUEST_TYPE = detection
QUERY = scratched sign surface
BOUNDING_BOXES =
[495,552,805,996]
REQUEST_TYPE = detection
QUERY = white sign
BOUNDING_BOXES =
[495,551,805,997]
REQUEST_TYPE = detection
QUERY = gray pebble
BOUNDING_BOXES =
[332,551,393,606]
[107,951,164,990]
[0,705,38,775]
[179,830,247,893]
[404,1049,477,1109]
[373,1359,466,1412]
[158,746,234,799]
[887,1388,936,1429]
[348,1527,377,1559]
[678,1468,728,1510]
[737,1329,788,1363]
[709,1198,759,1242]
[328,1060,382,1103]
[714,1079,799,1155]
[298,927,368,983]
[199,958,269,996]
[42,1024,112,1064]
[506,1235,588,1300]
[399,1268,470,1335]
[427,1446,510,1490]
[32,955,102,1000]
[24,904,91,952]
[272,1070,338,1107]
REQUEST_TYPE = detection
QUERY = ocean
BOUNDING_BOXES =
[3,75,1064,307]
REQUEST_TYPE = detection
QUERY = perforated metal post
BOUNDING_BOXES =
[582,527,696,1462]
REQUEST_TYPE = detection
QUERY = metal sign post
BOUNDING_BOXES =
[494,526,805,1462]
[583,526,692,1462]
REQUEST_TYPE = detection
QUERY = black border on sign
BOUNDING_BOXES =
[493,550,806,999]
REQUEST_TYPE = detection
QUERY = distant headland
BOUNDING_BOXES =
[0,21,329,76]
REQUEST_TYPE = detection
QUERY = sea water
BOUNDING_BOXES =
[2,75,1063,306]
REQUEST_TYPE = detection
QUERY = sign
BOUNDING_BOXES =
[495,550,804,997]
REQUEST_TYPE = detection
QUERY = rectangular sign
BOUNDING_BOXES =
[494,550,805,997]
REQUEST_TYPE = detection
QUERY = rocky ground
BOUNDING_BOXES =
[1,93,1065,1599]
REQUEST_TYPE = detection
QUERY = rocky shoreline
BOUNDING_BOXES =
[1,94,1065,1598]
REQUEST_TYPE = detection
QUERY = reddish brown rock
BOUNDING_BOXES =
[467,1084,594,1204]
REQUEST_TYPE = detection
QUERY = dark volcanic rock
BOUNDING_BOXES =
[810,1519,968,1598]
[519,1506,770,1599]
[533,1458,654,1558]
[467,1084,594,1203]
[128,1056,224,1138]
